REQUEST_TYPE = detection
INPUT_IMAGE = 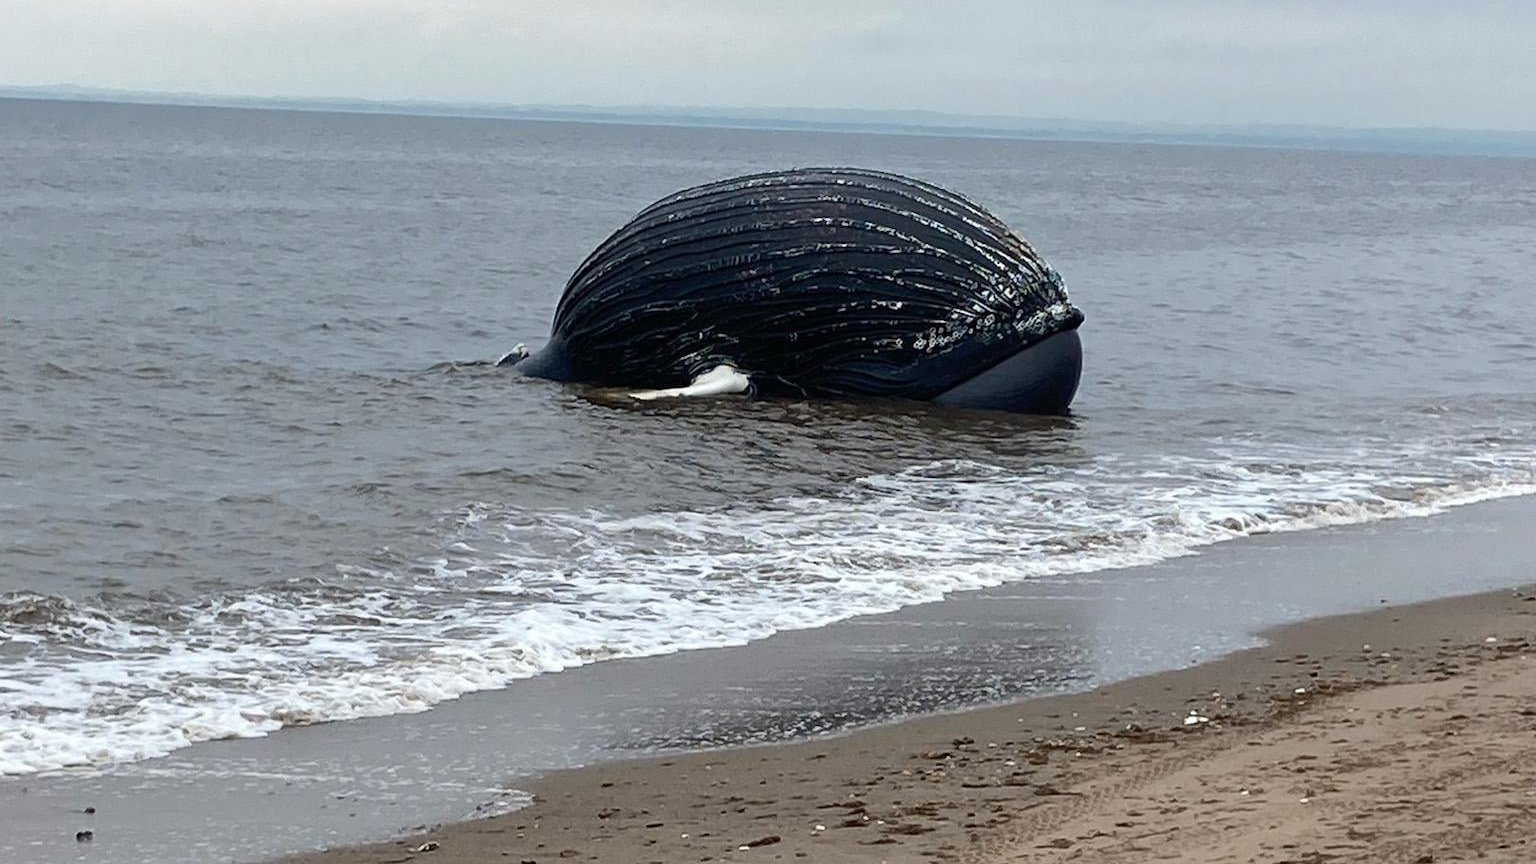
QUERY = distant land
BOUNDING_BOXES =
[5,83,1536,158]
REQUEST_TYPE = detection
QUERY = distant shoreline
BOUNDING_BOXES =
[5,89,1535,159]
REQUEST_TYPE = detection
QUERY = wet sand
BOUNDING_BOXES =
[268,584,1536,864]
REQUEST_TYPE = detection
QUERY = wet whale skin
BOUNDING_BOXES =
[516,167,1085,412]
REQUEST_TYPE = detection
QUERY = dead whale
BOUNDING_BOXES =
[506,168,1084,413]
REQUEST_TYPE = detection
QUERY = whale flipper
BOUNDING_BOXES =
[496,343,530,367]
[629,365,751,401]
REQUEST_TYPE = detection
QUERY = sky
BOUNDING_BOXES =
[4,0,1535,131]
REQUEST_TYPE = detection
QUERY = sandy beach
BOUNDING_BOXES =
[9,95,1536,864]
[261,584,1536,864]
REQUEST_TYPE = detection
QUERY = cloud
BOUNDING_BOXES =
[3,0,1534,129]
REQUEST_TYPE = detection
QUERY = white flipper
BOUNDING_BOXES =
[629,364,750,401]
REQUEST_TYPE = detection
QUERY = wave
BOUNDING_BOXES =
[2,446,1534,776]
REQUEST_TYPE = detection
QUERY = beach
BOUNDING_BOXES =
[10,485,1536,864]
[6,98,1536,864]
[265,583,1536,864]
[6,3,1536,860]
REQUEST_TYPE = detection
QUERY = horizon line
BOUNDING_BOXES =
[5,83,1536,158]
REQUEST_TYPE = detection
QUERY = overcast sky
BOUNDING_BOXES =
[5,1,1534,130]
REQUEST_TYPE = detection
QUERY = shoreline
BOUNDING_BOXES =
[267,583,1536,864]
[11,492,1536,864]
[6,94,1536,160]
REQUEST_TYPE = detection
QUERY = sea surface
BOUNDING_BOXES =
[3,97,1536,781]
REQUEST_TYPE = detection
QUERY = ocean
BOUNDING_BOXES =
[2,97,1535,858]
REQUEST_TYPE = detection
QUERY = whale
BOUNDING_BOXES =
[505,168,1084,414]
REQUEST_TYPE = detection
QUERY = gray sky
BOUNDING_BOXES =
[5,1,1535,130]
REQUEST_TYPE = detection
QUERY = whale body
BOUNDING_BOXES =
[510,168,1085,414]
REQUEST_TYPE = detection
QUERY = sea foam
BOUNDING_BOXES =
[2,440,1534,776]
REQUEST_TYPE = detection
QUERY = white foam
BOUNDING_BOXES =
[2,435,1534,776]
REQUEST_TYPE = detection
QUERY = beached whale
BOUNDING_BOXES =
[505,168,1084,413]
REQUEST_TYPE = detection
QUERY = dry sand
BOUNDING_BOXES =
[269,585,1536,864]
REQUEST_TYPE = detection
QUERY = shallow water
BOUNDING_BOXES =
[2,98,1535,777]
